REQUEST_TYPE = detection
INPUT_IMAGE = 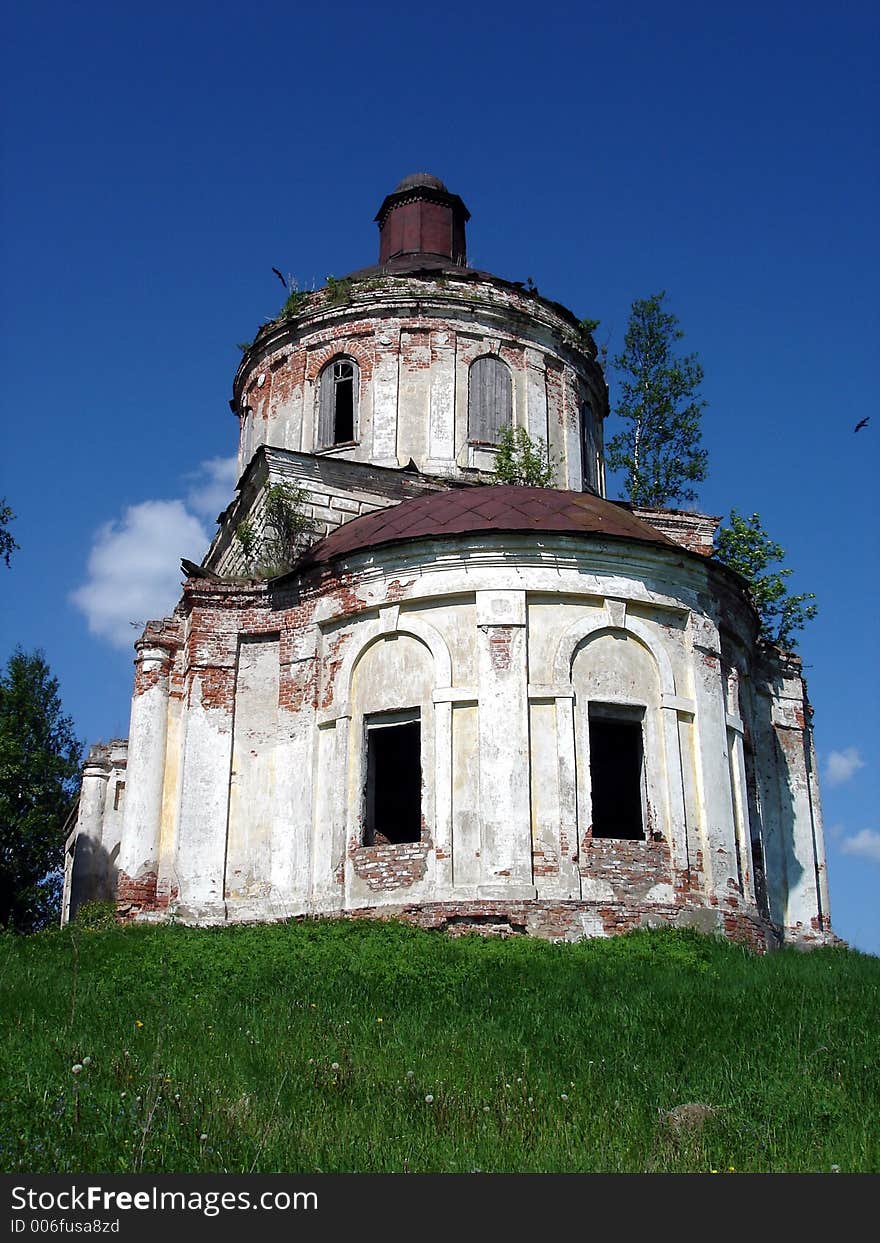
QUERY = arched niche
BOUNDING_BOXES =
[571,628,668,844]
[348,633,437,851]
[351,632,435,715]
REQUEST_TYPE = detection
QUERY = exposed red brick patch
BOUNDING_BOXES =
[350,841,430,891]
[488,627,514,671]
[577,837,672,898]
[116,869,159,916]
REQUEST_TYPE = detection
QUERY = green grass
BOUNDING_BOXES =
[1,918,877,1173]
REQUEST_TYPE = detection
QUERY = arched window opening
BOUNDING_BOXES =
[468,355,512,445]
[588,704,646,840]
[317,357,359,448]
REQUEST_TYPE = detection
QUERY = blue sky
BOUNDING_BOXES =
[1,1,877,950]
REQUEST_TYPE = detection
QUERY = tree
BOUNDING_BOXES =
[493,426,556,488]
[715,510,817,649]
[0,650,82,930]
[1,498,18,567]
[606,291,708,507]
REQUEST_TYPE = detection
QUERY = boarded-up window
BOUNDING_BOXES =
[317,358,359,448]
[468,355,512,445]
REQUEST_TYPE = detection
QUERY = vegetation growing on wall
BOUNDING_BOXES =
[324,275,354,307]
[234,481,315,578]
[493,427,556,488]
[280,283,312,321]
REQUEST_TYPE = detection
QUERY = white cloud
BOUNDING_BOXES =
[185,455,239,519]
[71,500,209,649]
[841,830,880,865]
[71,454,241,651]
[825,747,866,787]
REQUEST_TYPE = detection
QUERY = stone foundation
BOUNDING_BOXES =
[119,896,783,954]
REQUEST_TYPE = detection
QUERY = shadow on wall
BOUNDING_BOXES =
[770,726,807,930]
[752,677,807,932]
[67,835,118,923]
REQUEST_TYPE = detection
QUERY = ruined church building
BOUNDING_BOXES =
[64,174,834,949]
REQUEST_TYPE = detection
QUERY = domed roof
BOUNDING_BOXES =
[393,172,448,193]
[295,486,679,572]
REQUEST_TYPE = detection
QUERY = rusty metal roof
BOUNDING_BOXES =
[295,486,680,572]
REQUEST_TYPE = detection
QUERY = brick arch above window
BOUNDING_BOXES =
[468,354,512,446]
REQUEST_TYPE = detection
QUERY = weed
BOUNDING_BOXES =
[71,901,117,932]
[324,275,353,307]
[279,284,311,320]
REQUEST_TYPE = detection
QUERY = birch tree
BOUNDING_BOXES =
[606,291,708,507]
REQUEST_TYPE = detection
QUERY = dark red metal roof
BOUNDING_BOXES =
[295,486,680,572]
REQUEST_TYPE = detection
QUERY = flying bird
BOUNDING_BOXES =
[272,267,288,290]
[854,417,870,433]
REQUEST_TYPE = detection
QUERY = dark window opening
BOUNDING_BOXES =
[581,400,594,486]
[333,363,354,442]
[751,838,769,917]
[318,358,358,448]
[363,718,421,846]
[588,713,645,840]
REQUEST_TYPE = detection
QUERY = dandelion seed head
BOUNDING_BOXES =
[71,1064,83,1074]
[82,1057,91,1067]
[424,1094,434,1104]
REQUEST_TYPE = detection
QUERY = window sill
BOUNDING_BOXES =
[315,441,360,455]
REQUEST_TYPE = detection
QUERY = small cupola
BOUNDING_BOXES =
[375,173,470,268]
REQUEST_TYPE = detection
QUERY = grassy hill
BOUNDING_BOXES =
[1,915,878,1173]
